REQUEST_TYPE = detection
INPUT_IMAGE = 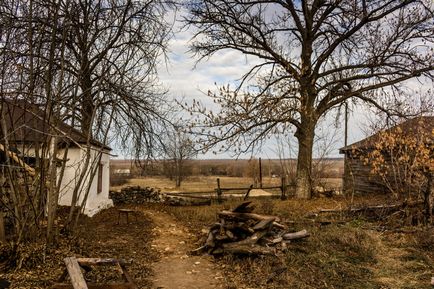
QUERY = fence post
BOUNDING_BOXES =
[280,175,287,200]
[216,178,222,204]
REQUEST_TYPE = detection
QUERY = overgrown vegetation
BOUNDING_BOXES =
[160,197,434,288]
[357,117,434,223]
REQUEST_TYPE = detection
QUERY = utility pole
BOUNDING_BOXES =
[344,101,348,147]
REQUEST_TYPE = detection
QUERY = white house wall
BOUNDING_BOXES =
[83,150,112,216]
[57,146,113,217]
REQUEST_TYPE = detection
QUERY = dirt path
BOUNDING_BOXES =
[140,209,225,289]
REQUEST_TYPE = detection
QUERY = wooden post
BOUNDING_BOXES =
[280,176,287,200]
[259,158,263,189]
[0,212,5,243]
[216,178,222,204]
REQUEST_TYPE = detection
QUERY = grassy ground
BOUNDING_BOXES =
[5,196,432,288]
[156,196,434,289]
[0,208,157,289]
[113,176,433,288]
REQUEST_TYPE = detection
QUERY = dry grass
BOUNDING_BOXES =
[109,175,433,288]
[157,197,434,289]
[111,176,282,193]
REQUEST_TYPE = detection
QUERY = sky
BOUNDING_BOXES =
[134,9,433,161]
[153,12,369,160]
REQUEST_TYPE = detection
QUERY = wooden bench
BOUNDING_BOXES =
[52,257,137,289]
[117,209,139,224]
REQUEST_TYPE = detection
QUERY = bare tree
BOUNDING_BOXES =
[184,0,434,198]
[0,0,174,244]
[163,126,197,187]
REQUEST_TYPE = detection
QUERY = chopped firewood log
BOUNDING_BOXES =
[218,210,281,222]
[221,244,275,255]
[229,229,269,247]
[232,201,255,213]
[282,229,310,240]
[215,235,230,242]
[252,218,276,231]
[205,231,216,248]
[210,222,222,231]
[193,202,309,256]
[272,237,283,244]
[191,245,207,254]
[225,224,254,237]
[272,222,287,230]
[225,230,235,240]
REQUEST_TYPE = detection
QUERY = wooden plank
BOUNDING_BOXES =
[52,283,135,289]
[282,229,310,240]
[76,258,131,266]
[252,217,276,231]
[64,257,88,289]
[0,143,36,176]
[232,201,252,213]
[218,210,280,222]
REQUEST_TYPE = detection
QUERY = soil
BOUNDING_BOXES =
[0,206,225,289]
[139,208,225,289]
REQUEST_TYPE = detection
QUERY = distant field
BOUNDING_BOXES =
[111,175,280,192]
[110,158,345,178]
[111,175,342,194]
[110,158,344,194]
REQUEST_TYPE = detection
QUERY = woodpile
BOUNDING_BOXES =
[194,202,309,255]
[164,195,211,206]
[109,186,162,205]
[110,186,213,207]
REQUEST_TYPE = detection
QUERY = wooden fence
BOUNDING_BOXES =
[215,176,294,203]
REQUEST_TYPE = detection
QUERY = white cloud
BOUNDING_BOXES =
[156,10,434,160]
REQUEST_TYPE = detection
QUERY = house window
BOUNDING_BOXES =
[97,163,103,194]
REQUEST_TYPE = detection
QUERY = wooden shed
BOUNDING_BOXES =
[339,116,434,195]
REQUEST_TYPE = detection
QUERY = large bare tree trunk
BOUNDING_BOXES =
[295,120,315,199]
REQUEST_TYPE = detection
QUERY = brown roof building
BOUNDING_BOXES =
[339,116,434,195]
[1,99,110,151]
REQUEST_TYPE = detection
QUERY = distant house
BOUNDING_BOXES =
[339,116,434,195]
[0,99,113,216]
